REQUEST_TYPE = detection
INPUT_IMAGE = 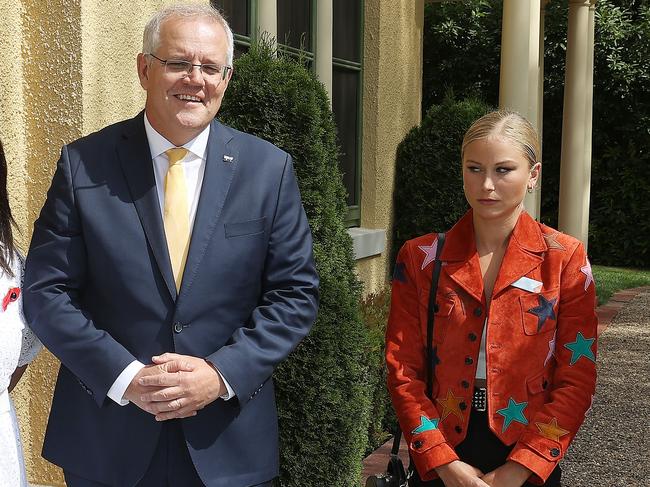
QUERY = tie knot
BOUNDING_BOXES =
[166,147,188,166]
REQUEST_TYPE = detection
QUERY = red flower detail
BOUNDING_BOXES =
[2,287,20,312]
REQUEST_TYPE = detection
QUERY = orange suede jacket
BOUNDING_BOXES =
[386,210,597,484]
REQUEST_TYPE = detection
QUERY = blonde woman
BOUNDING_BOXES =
[0,140,41,487]
[386,111,597,486]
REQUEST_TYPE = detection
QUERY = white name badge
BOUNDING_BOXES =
[512,276,543,293]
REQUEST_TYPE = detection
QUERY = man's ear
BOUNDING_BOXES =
[137,53,149,89]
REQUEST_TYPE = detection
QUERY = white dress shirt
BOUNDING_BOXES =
[106,114,234,405]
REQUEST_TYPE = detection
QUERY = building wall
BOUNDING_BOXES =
[356,0,424,294]
[1,0,423,483]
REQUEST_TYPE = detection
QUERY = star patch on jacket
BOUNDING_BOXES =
[2,287,20,312]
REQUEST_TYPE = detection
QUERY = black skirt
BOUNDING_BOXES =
[410,409,562,487]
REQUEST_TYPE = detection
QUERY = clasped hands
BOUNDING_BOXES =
[123,353,225,421]
[436,460,532,487]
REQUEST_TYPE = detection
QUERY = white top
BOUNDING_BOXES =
[0,249,42,487]
[106,115,234,405]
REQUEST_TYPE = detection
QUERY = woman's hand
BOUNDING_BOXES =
[436,460,490,487]
[481,461,532,487]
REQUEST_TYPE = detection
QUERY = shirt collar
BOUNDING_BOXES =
[143,112,210,161]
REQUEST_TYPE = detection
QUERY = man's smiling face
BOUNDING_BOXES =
[137,16,231,145]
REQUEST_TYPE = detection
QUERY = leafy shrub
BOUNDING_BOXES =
[392,96,491,260]
[359,288,396,454]
[219,40,372,486]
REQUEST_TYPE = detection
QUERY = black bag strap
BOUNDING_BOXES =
[391,232,446,457]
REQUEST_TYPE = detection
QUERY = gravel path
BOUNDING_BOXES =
[561,290,650,486]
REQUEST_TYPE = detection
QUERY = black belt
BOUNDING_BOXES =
[472,387,487,412]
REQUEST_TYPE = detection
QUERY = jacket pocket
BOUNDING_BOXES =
[519,289,559,336]
[419,291,455,344]
[224,217,266,238]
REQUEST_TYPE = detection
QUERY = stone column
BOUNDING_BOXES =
[498,0,542,219]
[580,0,597,249]
[558,0,592,244]
[257,0,277,48]
[315,0,333,104]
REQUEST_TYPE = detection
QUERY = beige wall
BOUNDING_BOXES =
[1,0,423,483]
[358,0,424,294]
[1,1,205,484]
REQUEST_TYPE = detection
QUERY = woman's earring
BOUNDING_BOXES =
[527,186,534,193]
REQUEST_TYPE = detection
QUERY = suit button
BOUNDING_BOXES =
[461,380,470,389]
[454,426,462,434]
[413,440,423,449]
[473,306,483,317]
[468,332,477,342]
[550,448,560,458]
[465,357,473,365]
[173,322,183,333]
[459,402,467,411]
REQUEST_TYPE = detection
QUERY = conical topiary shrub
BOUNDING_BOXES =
[219,39,372,487]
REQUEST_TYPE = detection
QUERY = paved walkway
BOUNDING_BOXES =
[362,286,650,486]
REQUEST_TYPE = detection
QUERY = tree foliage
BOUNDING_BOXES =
[422,0,650,267]
[219,40,372,486]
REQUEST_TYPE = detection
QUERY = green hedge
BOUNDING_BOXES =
[392,96,491,260]
[219,40,371,487]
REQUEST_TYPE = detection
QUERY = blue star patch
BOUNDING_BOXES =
[496,398,528,432]
[564,331,596,365]
[527,295,557,332]
[411,415,439,435]
[393,262,407,283]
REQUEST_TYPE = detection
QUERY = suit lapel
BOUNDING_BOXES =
[117,113,177,300]
[179,121,237,297]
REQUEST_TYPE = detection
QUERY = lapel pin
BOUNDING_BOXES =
[223,155,234,163]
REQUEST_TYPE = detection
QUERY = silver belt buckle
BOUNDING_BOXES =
[472,387,487,412]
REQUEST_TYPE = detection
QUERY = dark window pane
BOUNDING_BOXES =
[277,0,312,51]
[212,0,250,36]
[333,0,361,62]
[234,43,249,59]
[332,66,360,206]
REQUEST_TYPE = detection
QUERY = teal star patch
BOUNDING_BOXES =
[564,331,596,365]
[411,415,439,434]
[496,398,528,432]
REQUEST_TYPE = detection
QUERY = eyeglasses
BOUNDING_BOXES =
[147,53,232,80]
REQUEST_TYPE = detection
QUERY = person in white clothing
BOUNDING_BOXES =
[0,139,42,487]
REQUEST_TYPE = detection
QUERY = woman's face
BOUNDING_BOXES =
[462,136,539,222]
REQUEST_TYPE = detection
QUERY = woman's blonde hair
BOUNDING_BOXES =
[461,110,541,169]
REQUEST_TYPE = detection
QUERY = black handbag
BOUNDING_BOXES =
[366,232,446,487]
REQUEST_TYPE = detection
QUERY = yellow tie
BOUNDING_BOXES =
[163,147,190,291]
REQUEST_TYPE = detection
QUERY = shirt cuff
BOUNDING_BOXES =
[107,360,145,405]
[205,360,235,400]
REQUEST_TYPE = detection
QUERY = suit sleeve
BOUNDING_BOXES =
[385,240,459,480]
[206,154,319,407]
[23,146,137,406]
[508,242,598,483]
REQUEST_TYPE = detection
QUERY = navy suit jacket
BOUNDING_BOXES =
[24,112,319,487]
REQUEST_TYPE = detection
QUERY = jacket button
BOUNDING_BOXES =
[473,306,483,317]
[465,357,473,365]
[461,380,470,389]
[413,440,423,449]
[550,448,560,458]
[454,426,462,434]
[173,322,183,333]
[468,332,477,342]
[459,402,467,411]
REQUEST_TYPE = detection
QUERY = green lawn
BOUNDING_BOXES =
[592,265,650,305]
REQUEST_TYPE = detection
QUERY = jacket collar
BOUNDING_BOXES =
[440,209,547,302]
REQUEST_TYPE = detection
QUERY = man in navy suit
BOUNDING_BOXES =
[23,4,318,486]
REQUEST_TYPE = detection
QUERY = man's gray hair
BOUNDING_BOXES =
[142,4,234,66]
